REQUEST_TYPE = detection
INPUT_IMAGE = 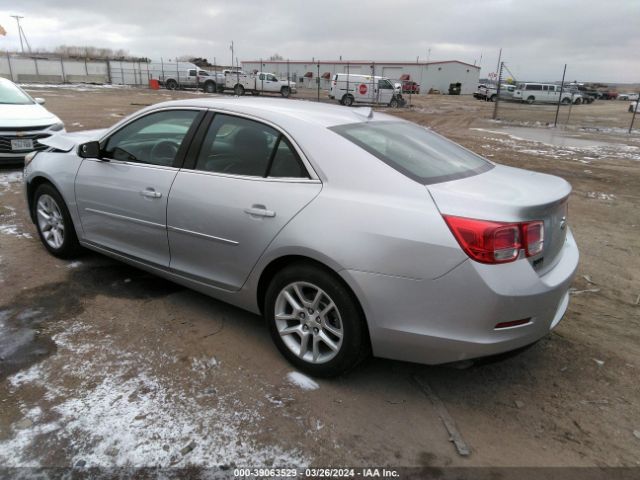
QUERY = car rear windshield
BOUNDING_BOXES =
[0,82,34,105]
[330,121,493,184]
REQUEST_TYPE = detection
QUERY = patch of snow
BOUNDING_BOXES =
[286,372,319,391]
[67,261,82,269]
[586,191,616,201]
[0,224,32,239]
[1,321,308,468]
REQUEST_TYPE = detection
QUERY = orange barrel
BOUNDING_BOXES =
[149,79,160,90]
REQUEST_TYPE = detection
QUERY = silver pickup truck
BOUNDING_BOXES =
[159,68,225,93]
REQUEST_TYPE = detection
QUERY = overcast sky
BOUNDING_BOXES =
[0,0,638,83]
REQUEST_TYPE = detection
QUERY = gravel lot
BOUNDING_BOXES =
[1,85,639,470]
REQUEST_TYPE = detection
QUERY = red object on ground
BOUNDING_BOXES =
[149,79,160,90]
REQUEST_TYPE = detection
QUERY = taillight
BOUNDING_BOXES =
[522,221,544,256]
[443,215,544,265]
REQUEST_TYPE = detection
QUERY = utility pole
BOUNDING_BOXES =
[554,64,567,128]
[11,15,31,53]
[230,41,234,70]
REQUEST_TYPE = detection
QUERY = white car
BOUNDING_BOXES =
[618,93,639,101]
[0,77,65,164]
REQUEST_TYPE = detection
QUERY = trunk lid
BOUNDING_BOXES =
[427,164,571,275]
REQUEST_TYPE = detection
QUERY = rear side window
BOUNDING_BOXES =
[330,121,493,184]
[195,114,308,178]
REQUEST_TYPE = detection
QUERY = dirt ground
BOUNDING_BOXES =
[0,85,639,471]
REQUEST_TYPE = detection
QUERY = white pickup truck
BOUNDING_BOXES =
[223,71,296,97]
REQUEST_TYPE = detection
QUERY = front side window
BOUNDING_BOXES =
[195,114,307,178]
[0,81,33,105]
[378,80,393,89]
[103,110,198,166]
[188,69,197,76]
[330,121,493,184]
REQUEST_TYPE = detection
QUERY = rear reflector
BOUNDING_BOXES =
[443,215,545,265]
[495,318,531,329]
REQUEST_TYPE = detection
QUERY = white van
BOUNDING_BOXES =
[329,73,404,107]
[513,83,580,105]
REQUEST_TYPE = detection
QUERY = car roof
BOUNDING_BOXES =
[143,97,394,128]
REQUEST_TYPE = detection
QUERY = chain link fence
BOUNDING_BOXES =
[480,62,639,133]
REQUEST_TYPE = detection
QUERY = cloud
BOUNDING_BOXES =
[0,0,638,82]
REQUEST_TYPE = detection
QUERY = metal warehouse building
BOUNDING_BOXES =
[241,60,480,95]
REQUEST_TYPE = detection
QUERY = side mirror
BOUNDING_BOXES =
[35,97,46,105]
[78,141,102,159]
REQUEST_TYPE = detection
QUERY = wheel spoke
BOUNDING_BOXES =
[37,208,51,220]
[279,324,301,337]
[298,332,310,358]
[275,312,298,321]
[322,321,343,339]
[320,301,335,317]
[319,332,339,352]
[293,284,311,308]
[53,229,63,246]
[310,290,323,309]
[312,335,321,362]
[283,290,302,312]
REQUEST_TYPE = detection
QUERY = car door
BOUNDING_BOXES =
[167,112,322,290]
[75,108,203,267]
[377,79,394,104]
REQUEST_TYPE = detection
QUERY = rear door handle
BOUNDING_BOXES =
[140,188,162,199]
[244,205,276,218]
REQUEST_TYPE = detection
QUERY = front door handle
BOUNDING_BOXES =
[244,205,276,218]
[140,188,162,199]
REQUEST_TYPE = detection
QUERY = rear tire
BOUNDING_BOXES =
[265,263,370,377]
[561,97,571,105]
[526,96,535,104]
[33,183,82,259]
[234,84,245,96]
[341,94,354,107]
[165,79,178,91]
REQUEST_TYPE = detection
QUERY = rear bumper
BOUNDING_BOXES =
[342,228,579,365]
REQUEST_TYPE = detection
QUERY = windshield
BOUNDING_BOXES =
[330,121,493,184]
[0,81,34,105]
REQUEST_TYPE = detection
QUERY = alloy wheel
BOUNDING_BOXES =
[36,194,65,249]
[274,281,344,364]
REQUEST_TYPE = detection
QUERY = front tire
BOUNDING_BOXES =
[203,81,216,94]
[341,94,354,107]
[34,183,81,259]
[281,86,291,98]
[389,97,399,108]
[265,263,369,377]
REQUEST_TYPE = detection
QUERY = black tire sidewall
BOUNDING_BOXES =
[33,183,81,259]
[265,263,369,377]
[281,87,290,98]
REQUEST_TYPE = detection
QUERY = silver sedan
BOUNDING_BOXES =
[23,98,579,377]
